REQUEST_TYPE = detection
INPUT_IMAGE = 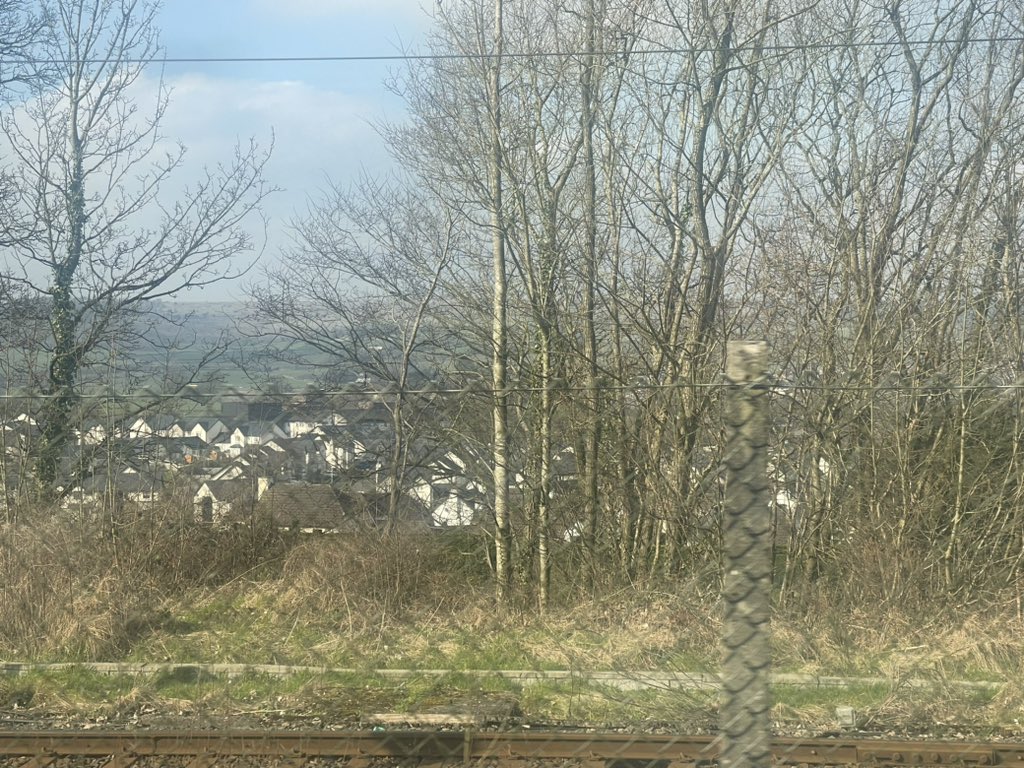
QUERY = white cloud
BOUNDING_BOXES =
[1,68,404,299]
[125,72,403,297]
[159,73,389,173]
[154,72,392,183]
[152,73,400,265]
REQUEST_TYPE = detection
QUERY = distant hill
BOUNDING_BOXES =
[0,300,348,395]
[148,301,245,341]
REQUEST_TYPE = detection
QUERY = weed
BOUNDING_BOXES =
[4,500,1024,730]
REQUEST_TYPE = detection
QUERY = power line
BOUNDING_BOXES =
[3,379,1024,402]
[0,35,1021,66]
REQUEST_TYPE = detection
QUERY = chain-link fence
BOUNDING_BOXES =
[1,345,1023,765]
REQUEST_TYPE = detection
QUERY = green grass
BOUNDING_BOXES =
[772,681,897,711]
[2,663,1017,732]
[4,525,1024,731]
[119,591,718,674]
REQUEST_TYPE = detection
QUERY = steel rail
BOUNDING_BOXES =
[0,729,1020,767]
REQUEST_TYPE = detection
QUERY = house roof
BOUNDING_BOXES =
[196,479,250,502]
[311,424,352,441]
[152,435,206,451]
[234,420,285,436]
[1,420,40,441]
[255,483,362,530]
[341,400,391,422]
[286,410,345,425]
[256,436,319,460]
[552,448,578,478]
[137,414,178,431]
[77,470,163,494]
[362,491,433,526]
[248,447,290,473]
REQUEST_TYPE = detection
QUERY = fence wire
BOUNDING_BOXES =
[1,348,1022,767]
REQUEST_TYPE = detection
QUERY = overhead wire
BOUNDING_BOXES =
[3,25,1024,406]
[0,34,1022,66]
[3,379,1024,402]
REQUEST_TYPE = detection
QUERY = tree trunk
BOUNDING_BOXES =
[580,0,602,569]
[37,99,85,497]
[489,0,512,602]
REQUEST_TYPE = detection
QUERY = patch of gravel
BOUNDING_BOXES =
[2,702,1023,743]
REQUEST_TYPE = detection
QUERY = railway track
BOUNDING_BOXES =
[1,729,1021,767]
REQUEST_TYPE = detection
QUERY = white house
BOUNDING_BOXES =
[62,466,163,510]
[429,491,480,527]
[286,410,346,438]
[194,478,265,524]
[312,425,359,470]
[187,419,227,444]
[209,459,250,481]
[77,421,109,445]
[409,451,487,527]
[230,421,289,449]
[126,414,178,438]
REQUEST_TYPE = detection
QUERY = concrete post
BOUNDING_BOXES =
[720,340,772,768]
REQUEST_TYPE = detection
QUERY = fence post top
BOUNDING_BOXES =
[726,341,767,383]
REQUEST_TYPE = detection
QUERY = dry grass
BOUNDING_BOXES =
[5,497,1024,729]
[269,526,491,632]
[0,501,288,659]
[772,602,1024,682]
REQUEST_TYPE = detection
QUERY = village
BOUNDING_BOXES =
[0,393,550,531]
[0,393,479,532]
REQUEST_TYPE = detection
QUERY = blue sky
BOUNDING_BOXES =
[157,0,427,95]
[151,0,434,298]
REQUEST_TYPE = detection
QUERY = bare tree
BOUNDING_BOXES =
[754,0,1024,601]
[486,0,514,602]
[0,1,47,90]
[248,177,459,522]
[242,0,1024,606]
[0,0,271,498]
[0,0,49,273]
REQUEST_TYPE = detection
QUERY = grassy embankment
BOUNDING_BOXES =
[1,503,1022,731]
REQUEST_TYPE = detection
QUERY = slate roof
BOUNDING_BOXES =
[137,414,178,431]
[77,470,163,494]
[254,483,430,530]
[152,435,206,452]
[196,479,249,502]
[255,483,362,530]
[311,424,353,441]
[235,420,285,436]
